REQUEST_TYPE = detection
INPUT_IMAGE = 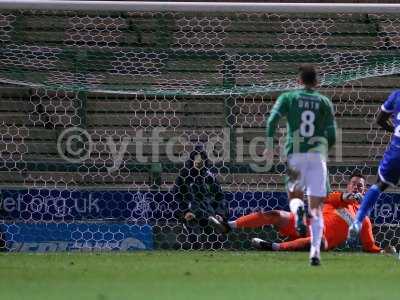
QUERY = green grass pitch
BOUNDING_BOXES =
[1,251,399,300]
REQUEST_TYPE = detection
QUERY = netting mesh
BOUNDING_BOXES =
[0,7,399,251]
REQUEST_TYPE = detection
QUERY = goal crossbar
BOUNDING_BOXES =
[1,1,400,13]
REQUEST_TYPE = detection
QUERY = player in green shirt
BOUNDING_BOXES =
[264,65,337,266]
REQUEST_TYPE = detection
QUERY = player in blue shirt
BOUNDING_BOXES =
[348,90,400,244]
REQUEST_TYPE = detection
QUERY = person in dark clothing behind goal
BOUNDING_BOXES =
[173,144,228,235]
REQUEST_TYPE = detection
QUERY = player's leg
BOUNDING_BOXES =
[307,196,324,266]
[288,189,307,237]
[348,145,400,242]
[209,210,291,234]
[305,153,328,266]
[276,237,311,251]
[233,210,291,229]
[277,210,308,240]
[347,178,389,241]
[252,237,311,251]
[250,211,307,250]
[355,176,392,225]
[252,235,327,251]
[286,155,307,236]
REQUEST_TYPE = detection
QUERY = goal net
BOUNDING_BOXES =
[0,1,399,251]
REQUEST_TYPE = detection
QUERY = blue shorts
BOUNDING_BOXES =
[379,143,400,186]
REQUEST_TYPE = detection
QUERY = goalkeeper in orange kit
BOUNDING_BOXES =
[210,171,396,254]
